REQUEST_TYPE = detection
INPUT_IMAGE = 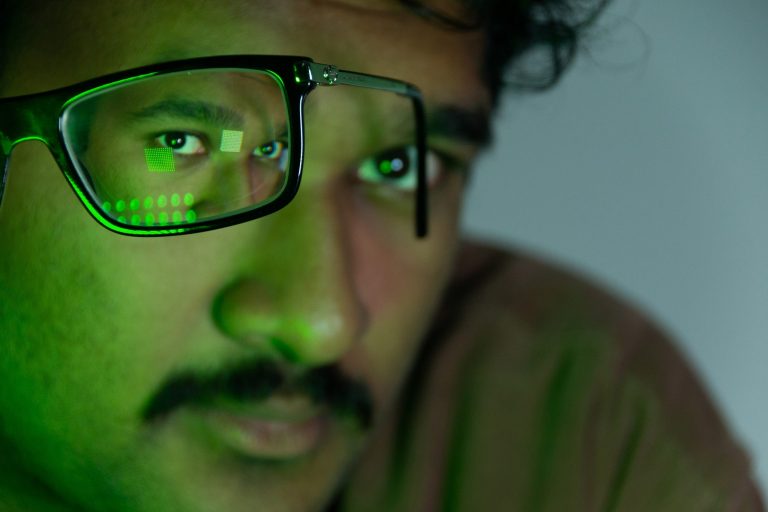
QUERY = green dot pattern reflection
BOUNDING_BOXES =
[102,193,196,227]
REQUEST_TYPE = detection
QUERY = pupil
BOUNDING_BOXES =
[377,149,409,178]
[166,133,186,149]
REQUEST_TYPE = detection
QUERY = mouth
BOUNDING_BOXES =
[198,397,331,460]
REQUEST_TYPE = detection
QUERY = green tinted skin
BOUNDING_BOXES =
[0,1,489,512]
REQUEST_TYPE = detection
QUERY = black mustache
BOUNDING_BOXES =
[141,358,373,429]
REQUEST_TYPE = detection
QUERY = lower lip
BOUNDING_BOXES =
[202,410,329,460]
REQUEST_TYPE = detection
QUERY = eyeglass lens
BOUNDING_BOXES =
[61,69,291,227]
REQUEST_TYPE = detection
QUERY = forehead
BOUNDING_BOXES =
[7,0,488,109]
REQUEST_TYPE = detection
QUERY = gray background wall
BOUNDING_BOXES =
[462,0,768,495]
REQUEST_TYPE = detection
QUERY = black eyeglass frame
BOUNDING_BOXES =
[0,55,429,237]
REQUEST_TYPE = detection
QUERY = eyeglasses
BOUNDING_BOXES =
[0,55,429,237]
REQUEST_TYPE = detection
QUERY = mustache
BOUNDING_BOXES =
[141,358,373,429]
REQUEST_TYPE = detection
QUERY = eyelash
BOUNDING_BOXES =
[355,146,457,192]
[150,131,464,190]
[154,131,207,156]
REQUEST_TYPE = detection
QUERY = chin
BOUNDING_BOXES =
[113,412,366,512]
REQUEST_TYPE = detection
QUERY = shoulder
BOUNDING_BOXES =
[343,240,765,511]
[448,240,764,511]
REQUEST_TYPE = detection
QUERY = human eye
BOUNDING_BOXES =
[356,146,443,192]
[153,131,206,156]
[252,139,289,171]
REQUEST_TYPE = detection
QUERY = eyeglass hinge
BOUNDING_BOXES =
[321,65,339,85]
[303,62,340,87]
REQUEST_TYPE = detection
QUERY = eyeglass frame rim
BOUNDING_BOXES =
[0,54,429,238]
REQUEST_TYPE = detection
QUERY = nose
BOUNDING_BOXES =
[211,174,368,367]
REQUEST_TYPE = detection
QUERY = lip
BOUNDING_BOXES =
[199,401,330,460]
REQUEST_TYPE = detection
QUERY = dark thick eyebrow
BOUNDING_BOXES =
[128,97,490,148]
[129,99,245,129]
[427,105,492,148]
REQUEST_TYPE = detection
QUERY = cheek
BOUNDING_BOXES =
[0,144,259,504]
[346,176,464,308]
[0,144,219,447]
[342,178,464,403]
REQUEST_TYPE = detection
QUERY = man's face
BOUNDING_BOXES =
[0,1,489,511]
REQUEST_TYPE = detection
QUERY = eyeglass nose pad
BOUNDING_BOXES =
[0,137,11,209]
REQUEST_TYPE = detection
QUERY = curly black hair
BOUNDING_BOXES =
[0,0,609,104]
[400,0,610,103]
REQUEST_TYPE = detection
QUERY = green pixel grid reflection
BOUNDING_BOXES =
[144,147,175,172]
[220,129,244,153]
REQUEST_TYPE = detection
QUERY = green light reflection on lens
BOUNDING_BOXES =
[183,193,194,206]
[172,211,183,224]
[145,213,155,226]
[144,147,175,173]
[171,193,180,207]
[157,195,167,208]
[130,214,141,225]
[102,201,112,213]
[379,160,392,174]
[143,196,153,210]
[158,211,169,225]
[130,198,140,211]
[63,73,157,108]
[117,215,127,224]
[220,129,244,153]
[185,209,197,223]
[115,200,126,212]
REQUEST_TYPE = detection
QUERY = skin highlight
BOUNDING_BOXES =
[0,1,489,511]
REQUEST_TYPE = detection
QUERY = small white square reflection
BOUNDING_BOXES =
[220,130,244,153]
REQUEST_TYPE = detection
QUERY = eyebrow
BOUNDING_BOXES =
[129,99,245,129]
[426,105,492,148]
[129,97,491,148]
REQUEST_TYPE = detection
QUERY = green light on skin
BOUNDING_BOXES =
[270,337,301,364]
[269,320,313,364]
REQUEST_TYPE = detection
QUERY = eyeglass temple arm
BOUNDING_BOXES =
[302,62,416,95]
[298,62,429,238]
